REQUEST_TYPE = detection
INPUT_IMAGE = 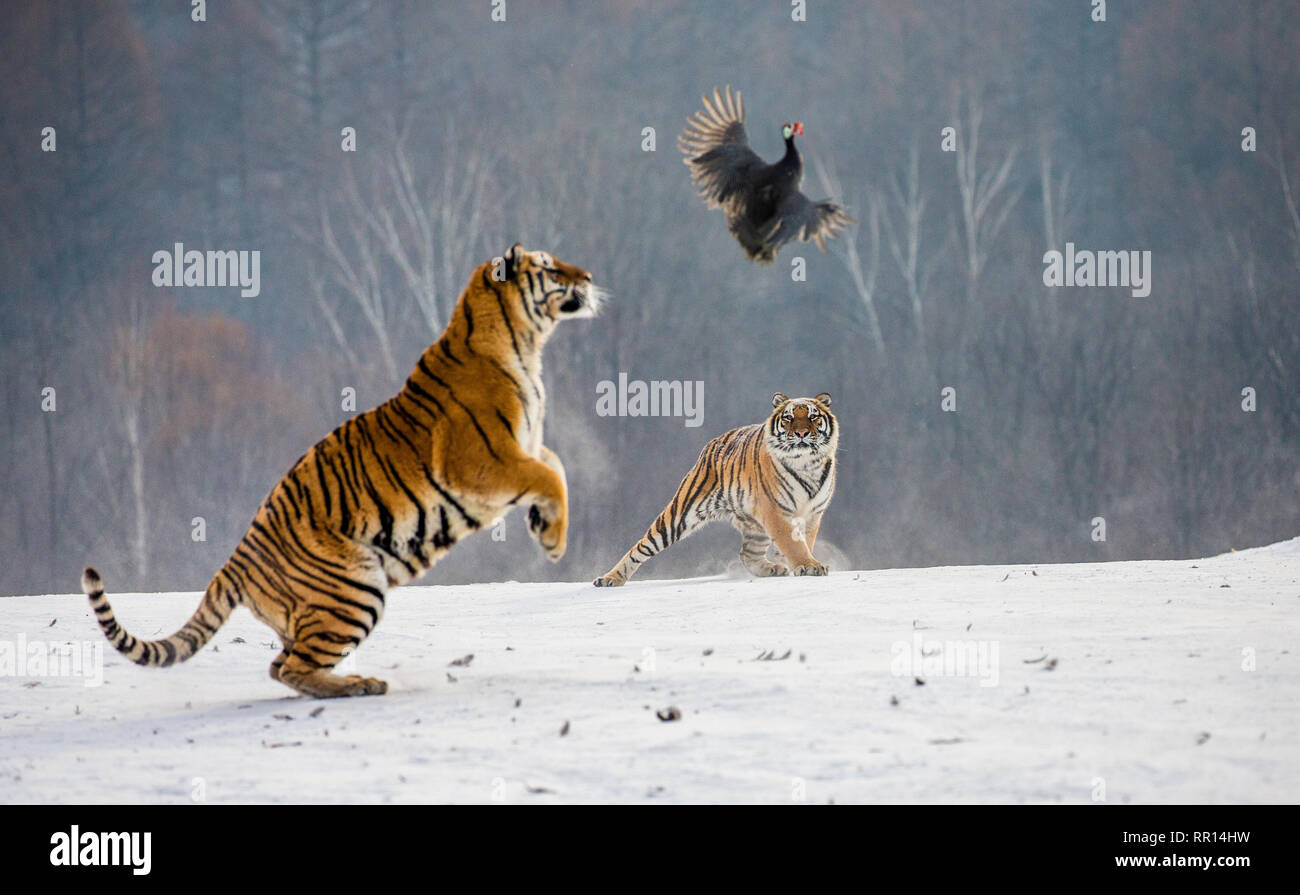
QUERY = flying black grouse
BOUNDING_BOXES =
[678,85,854,264]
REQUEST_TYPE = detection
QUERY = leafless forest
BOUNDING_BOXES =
[2,1,1297,596]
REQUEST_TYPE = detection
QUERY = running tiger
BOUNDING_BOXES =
[594,392,838,586]
[83,244,605,698]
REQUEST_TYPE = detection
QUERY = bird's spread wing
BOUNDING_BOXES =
[766,191,856,252]
[678,86,763,209]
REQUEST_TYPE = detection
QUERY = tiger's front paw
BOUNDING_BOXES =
[528,503,567,562]
[793,560,828,576]
[592,574,625,587]
[759,562,790,577]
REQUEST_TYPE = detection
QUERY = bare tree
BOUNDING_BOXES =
[881,138,944,359]
[952,87,1023,304]
[315,187,402,382]
[817,160,884,355]
[1264,136,1300,274]
[261,0,376,127]
[305,124,501,384]
[1228,136,1300,430]
[1037,135,1076,257]
[108,292,151,581]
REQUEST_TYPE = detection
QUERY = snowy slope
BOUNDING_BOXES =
[2,546,1297,804]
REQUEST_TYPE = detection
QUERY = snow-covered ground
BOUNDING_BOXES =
[2,542,1298,804]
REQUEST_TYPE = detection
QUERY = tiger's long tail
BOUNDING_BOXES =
[82,567,239,667]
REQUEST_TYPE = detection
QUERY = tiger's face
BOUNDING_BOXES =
[502,243,606,325]
[767,392,837,458]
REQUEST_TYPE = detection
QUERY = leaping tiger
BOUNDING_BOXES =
[594,392,838,586]
[83,244,605,698]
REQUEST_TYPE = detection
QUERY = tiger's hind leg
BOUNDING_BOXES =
[269,641,289,683]
[276,629,389,698]
[594,496,719,587]
[270,535,391,698]
[737,526,789,578]
[594,443,723,587]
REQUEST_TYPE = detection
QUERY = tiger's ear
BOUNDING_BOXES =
[815,392,832,407]
[772,392,788,408]
[502,242,523,280]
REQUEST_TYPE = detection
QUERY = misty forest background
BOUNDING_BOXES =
[2,0,1298,596]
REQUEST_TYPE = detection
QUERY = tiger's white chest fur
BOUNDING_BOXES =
[519,378,546,458]
[509,352,548,459]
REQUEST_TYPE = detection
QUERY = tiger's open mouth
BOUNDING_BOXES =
[559,284,606,317]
